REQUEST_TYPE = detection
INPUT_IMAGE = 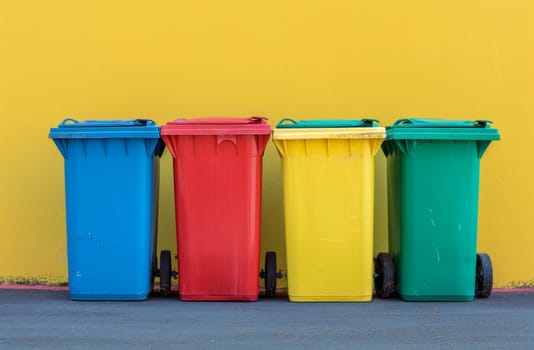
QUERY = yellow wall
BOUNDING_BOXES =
[1,0,533,288]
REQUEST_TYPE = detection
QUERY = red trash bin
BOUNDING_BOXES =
[161,117,271,301]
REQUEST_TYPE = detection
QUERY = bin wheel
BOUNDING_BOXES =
[160,250,172,297]
[264,251,277,297]
[374,252,395,299]
[150,255,158,294]
[475,253,493,298]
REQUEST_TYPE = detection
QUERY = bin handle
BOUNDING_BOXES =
[395,118,494,128]
[60,118,155,126]
[277,118,298,127]
[250,116,268,123]
[60,118,80,125]
[360,118,379,127]
[474,120,492,128]
[277,118,379,127]
[393,118,413,126]
[133,118,155,126]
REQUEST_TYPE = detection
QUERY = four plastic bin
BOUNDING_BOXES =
[49,116,499,302]
[49,119,163,300]
[272,119,385,302]
[160,117,271,301]
[376,119,500,301]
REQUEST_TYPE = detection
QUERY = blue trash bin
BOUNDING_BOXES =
[49,118,164,300]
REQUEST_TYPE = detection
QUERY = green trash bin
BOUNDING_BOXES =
[375,119,500,301]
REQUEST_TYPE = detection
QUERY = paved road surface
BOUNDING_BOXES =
[1,289,533,349]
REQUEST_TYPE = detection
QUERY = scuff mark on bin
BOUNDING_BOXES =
[319,238,345,243]
[88,232,106,249]
[432,243,440,262]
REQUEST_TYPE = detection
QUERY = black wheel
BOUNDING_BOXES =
[475,253,493,298]
[150,255,157,295]
[160,250,172,297]
[374,252,395,298]
[264,251,277,297]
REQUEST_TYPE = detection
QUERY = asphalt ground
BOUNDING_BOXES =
[1,289,533,349]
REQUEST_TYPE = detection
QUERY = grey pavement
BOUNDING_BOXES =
[1,289,533,349]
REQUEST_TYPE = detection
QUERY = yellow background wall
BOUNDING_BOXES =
[1,0,533,288]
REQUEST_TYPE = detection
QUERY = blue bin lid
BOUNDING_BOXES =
[49,118,161,139]
[386,118,500,141]
[276,118,379,128]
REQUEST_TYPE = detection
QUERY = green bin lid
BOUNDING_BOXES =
[276,118,379,128]
[386,118,500,141]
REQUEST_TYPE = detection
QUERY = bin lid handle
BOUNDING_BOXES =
[394,118,494,128]
[249,116,268,123]
[474,120,493,128]
[60,118,80,125]
[277,118,298,127]
[58,118,155,127]
[133,118,154,126]
[393,118,417,126]
[277,118,378,127]
[168,116,267,125]
[360,118,379,126]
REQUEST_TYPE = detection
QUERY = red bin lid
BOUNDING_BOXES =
[161,117,271,135]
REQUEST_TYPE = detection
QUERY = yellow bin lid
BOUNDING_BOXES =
[273,118,385,140]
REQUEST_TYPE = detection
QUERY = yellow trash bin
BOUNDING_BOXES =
[273,119,385,302]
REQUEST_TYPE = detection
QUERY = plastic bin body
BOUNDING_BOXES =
[161,117,271,301]
[382,119,500,301]
[49,119,163,301]
[273,119,385,302]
